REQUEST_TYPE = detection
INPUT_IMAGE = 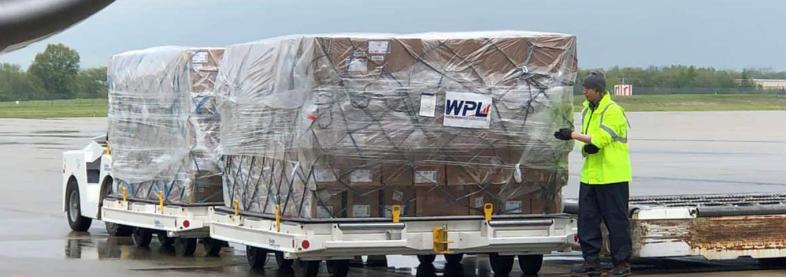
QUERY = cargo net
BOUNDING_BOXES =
[219,33,576,219]
[108,47,225,205]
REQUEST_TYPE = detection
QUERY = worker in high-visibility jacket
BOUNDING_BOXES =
[555,71,632,277]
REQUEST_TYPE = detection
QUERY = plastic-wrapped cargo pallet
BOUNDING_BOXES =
[108,46,225,205]
[217,31,577,219]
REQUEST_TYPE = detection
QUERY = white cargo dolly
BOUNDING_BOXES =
[209,203,578,276]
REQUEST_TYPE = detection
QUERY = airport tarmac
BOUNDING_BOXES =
[1,111,785,276]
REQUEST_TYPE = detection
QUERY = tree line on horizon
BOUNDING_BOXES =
[1,43,784,102]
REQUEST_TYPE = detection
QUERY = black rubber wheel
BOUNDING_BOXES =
[297,260,321,277]
[417,254,437,265]
[275,251,293,268]
[105,222,132,236]
[326,260,350,277]
[518,254,543,275]
[204,238,223,257]
[489,253,515,276]
[156,232,174,247]
[66,181,92,232]
[173,237,197,256]
[445,253,464,264]
[246,246,268,270]
[365,255,388,267]
[131,228,152,248]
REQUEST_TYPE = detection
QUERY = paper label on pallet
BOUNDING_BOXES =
[353,204,370,217]
[473,196,485,208]
[314,168,337,182]
[368,40,390,54]
[443,92,492,129]
[414,170,438,184]
[351,169,372,183]
[348,58,368,72]
[191,51,209,64]
[392,190,404,202]
[505,200,522,213]
[419,93,437,117]
[316,205,334,218]
[370,55,385,62]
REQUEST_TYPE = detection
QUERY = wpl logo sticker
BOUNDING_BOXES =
[443,92,492,129]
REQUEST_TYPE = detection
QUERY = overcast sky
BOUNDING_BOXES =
[1,0,784,70]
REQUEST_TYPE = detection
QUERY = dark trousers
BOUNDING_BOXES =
[578,182,631,264]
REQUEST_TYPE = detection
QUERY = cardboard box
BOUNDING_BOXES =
[415,186,470,216]
[346,186,382,218]
[312,185,347,218]
[381,186,416,217]
[342,160,383,187]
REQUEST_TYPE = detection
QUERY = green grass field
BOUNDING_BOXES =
[576,94,786,112]
[0,98,107,118]
[1,94,786,118]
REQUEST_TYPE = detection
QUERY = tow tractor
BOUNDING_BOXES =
[62,136,224,256]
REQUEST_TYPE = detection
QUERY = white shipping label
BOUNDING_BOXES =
[348,58,368,72]
[473,197,485,208]
[415,170,438,184]
[316,205,333,218]
[191,51,209,64]
[368,40,390,54]
[353,205,370,217]
[392,190,404,202]
[419,93,437,117]
[314,168,337,182]
[351,169,372,183]
[505,201,522,213]
[443,92,492,129]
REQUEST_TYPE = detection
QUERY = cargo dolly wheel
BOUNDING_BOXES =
[518,254,543,275]
[275,251,292,268]
[156,231,174,247]
[326,259,350,277]
[417,254,437,265]
[105,222,132,237]
[445,253,464,264]
[203,238,225,257]
[489,253,515,276]
[173,237,197,257]
[296,260,321,277]
[246,246,268,271]
[131,228,152,248]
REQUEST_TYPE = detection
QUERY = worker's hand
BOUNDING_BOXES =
[554,128,573,141]
[583,144,600,154]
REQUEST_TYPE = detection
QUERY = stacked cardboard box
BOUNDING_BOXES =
[218,31,576,219]
[108,47,225,204]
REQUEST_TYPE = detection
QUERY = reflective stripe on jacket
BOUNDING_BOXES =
[580,93,632,185]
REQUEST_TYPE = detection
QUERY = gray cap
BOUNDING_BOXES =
[582,71,606,92]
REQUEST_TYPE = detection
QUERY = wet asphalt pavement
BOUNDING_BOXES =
[1,111,786,276]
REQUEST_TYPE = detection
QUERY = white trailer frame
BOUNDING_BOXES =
[209,207,578,261]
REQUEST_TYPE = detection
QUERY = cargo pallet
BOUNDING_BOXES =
[565,193,786,261]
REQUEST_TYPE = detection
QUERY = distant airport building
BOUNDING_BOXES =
[751,79,786,90]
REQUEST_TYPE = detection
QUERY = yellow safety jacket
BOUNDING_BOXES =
[579,93,632,185]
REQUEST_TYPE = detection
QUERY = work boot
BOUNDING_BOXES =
[570,260,601,276]
[609,261,631,276]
